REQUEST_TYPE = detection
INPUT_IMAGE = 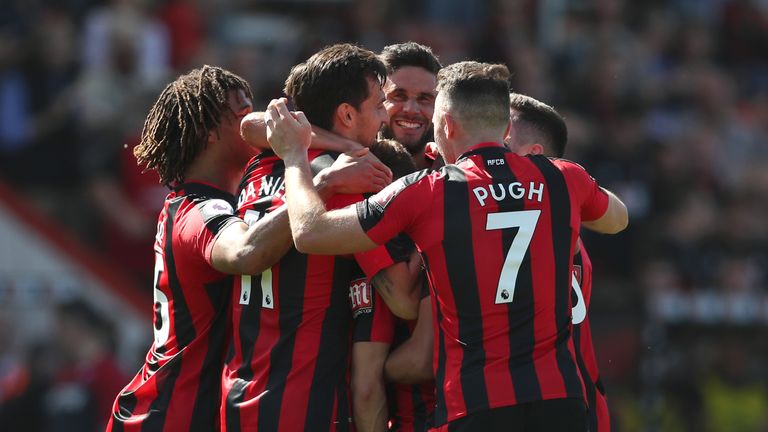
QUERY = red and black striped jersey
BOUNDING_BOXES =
[108,182,240,432]
[572,244,611,432]
[222,150,403,432]
[356,142,610,426]
[353,285,435,432]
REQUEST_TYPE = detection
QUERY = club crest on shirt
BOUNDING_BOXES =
[573,264,583,286]
[199,199,234,221]
[349,278,373,318]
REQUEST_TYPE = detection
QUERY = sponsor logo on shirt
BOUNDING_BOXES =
[349,278,373,318]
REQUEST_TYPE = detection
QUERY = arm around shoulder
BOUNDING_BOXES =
[240,112,270,150]
[210,206,293,275]
[241,111,363,152]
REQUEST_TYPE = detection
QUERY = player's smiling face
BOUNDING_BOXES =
[382,66,437,152]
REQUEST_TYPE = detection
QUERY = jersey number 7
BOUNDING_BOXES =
[486,210,587,323]
[486,210,541,304]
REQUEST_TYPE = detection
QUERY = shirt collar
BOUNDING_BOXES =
[455,142,510,163]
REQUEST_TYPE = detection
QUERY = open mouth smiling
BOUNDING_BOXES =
[395,119,424,130]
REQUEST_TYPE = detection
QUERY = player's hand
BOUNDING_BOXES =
[265,98,311,161]
[321,148,393,194]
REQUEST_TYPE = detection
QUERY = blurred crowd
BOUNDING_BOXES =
[1,0,767,430]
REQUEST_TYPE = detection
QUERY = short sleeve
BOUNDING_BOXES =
[356,170,433,245]
[354,233,415,279]
[555,159,609,222]
[190,198,241,266]
[326,185,417,278]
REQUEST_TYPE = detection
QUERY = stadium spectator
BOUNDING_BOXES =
[45,299,126,431]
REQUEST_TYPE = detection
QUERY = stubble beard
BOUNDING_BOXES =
[380,123,433,156]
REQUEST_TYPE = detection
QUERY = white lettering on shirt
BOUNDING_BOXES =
[472,182,546,207]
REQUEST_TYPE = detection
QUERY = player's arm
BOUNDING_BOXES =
[314,149,392,195]
[241,111,363,153]
[267,98,379,255]
[210,205,292,275]
[581,187,628,234]
[384,296,434,384]
[211,151,388,274]
[371,251,423,320]
[352,342,390,432]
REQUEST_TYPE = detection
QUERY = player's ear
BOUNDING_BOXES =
[503,118,512,142]
[444,113,456,139]
[336,103,356,129]
[207,127,219,145]
[530,143,545,155]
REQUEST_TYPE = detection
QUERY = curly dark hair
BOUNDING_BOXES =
[283,43,387,130]
[133,65,252,186]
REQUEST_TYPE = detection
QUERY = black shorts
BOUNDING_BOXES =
[446,398,587,432]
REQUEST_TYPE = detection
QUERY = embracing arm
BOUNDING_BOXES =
[210,148,387,274]
[210,206,292,275]
[581,187,628,234]
[241,111,363,153]
[283,162,378,254]
[266,98,379,255]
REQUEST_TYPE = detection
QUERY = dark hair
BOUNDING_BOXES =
[509,93,568,158]
[134,65,252,186]
[380,42,442,75]
[436,61,510,130]
[370,139,417,179]
[284,43,387,130]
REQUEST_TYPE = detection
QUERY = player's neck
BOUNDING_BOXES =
[184,154,244,195]
[330,124,356,144]
[451,133,504,159]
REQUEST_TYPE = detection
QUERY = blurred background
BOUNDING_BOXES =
[0,0,767,430]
